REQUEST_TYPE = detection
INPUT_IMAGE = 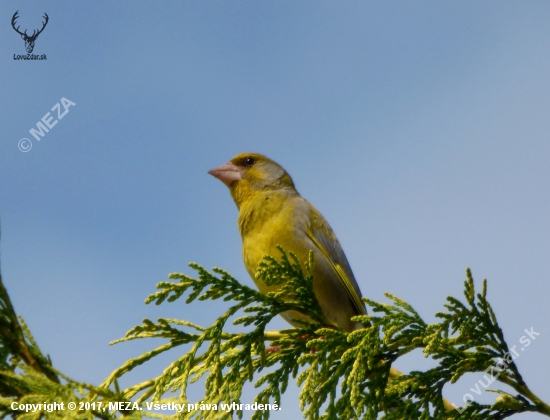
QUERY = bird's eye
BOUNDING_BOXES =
[244,157,255,166]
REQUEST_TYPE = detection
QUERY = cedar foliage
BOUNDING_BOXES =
[1,248,548,419]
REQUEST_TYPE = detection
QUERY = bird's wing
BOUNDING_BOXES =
[304,204,367,316]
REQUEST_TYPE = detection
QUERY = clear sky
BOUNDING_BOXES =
[1,1,549,418]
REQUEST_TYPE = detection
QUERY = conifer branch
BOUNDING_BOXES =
[0,274,148,419]
[104,249,549,419]
[1,249,548,419]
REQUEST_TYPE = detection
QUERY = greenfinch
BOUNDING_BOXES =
[208,153,366,332]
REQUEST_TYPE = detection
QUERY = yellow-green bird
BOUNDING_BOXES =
[208,153,366,332]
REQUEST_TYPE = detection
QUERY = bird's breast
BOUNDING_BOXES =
[238,193,308,292]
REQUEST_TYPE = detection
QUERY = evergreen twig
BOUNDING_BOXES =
[0,248,548,419]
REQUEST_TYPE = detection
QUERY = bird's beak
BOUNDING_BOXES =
[208,162,243,187]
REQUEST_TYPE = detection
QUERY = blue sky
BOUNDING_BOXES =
[1,1,549,417]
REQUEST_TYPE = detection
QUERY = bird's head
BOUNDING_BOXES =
[208,153,296,208]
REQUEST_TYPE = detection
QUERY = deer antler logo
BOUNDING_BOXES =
[11,11,49,54]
